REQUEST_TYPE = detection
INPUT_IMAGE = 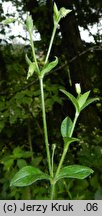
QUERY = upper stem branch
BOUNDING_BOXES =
[45,24,57,64]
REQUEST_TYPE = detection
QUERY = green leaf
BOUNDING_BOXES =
[13,147,24,159]
[25,54,32,66]
[40,57,58,78]
[13,147,32,159]
[22,151,33,159]
[81,97,99,110]
[10,166,50,187]
[77,91,90,109]
[60,89,79,113]
[63,137,79,146]
[61,116,73,138]
[1,18,16,25]
[56,165,94,182]
[2,158,14,171]
[32,156,42,166]
[26,15,33,33]
[27,62,37,79]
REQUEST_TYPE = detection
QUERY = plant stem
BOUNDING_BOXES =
[45,24,57,64]
[63,180,72,200]
[55,145,68,177]
[29,31,40,72]
[69,112,79,137]
[55,112,79,177]
[39,78,52,176]
[51,144,56,177]
[50,182,55,200]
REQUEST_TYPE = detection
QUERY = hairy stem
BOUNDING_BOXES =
[39,78,52,176]
[50,182,55,200]
[70,112,79,137]
[55,146,68,177]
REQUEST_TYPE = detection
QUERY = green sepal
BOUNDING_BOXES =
[61,116,73,138]
[26,15,33,33]
[40,57,58,78]
[10,166,50,187]
[55,165,94,182]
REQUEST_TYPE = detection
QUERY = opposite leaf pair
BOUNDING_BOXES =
[26,54,58,80]
[10,165,93,187]
[60,88,99,114]
[60,87,99,148]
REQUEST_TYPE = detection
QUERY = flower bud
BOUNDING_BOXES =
[52,143,56,151]
[60,8,72,18]
[26,15,33,33]
[75,83,81,95]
